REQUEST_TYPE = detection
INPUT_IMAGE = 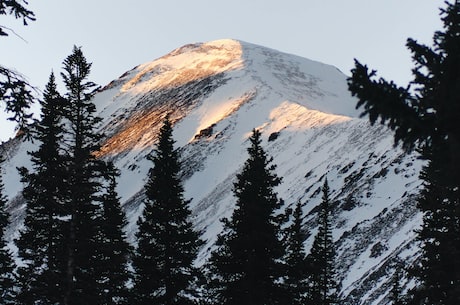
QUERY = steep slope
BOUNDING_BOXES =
[1,39,423,305]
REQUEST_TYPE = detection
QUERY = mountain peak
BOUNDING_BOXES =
[168,38,244,56]
[94,39,360,158]
[1,40,423,305]
[102,38,359,118]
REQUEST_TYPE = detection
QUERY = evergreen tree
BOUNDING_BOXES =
[15,72,68,305]
[0,66,34,133]
[0,158,16,305]
[348,2,460,304]
[132,116,202,305]
[0,0,35,37]
[96,163,132,305]
[307,178,339,305]
[283,201,310,305]
[1,0,35,132]
[207,129,286,305]
[60,46,105,305]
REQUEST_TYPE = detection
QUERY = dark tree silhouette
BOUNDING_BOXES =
[15,72,68,305]
[348,2,460,304]
[1,0,36,132]
[60,46,105,305]
[0,158,16,305]
[207,129,286,305]
[307,179,339,305]
[132,116,202,305]
[283,201,310,305]
[96,163,132,305]
[0,0,35,37]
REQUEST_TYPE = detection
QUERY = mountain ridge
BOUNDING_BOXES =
[1,39,423,305]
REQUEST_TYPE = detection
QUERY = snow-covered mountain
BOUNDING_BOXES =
[1,39,424,304]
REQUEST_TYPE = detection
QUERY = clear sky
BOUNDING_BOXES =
[0,0,446,141]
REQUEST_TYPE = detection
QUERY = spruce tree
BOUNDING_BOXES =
[132,116,202,305]
[348,2,460,304]
[0,158,16,305]
[96,163,132,305]
[207,129,286,305]
[307,178,339,305]
[60,46,105,305]
[283,201,310,305]
[15,72,68,305]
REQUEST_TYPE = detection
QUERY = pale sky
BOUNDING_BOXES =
[0,1,446,141]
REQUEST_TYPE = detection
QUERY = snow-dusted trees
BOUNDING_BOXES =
[207,129,286,305]
[348,2,460,304]
[132,116,202,305]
